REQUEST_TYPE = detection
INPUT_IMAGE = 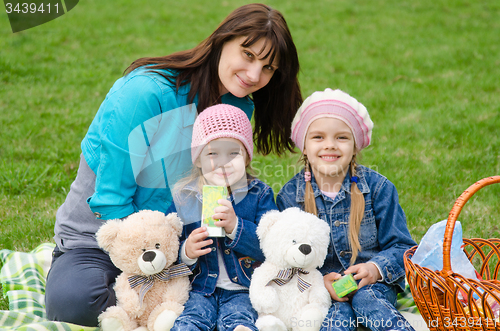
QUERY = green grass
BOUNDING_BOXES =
[1,0,500,310]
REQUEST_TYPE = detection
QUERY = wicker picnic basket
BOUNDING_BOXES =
[404,176,500,331]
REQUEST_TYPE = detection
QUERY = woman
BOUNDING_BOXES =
[45,3,301,327]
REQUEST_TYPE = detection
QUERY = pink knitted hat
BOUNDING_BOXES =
[191,104,254,163]
[291,88,373,153]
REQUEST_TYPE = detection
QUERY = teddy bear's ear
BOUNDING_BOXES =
[95,219,121,252]
[257,209,281,240]
[165,212,183,237]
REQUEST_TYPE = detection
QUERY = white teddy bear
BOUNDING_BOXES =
[249,207,332,331]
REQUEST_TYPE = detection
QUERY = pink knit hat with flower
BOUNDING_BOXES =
[291,88,374,153]
[191,104,253,163]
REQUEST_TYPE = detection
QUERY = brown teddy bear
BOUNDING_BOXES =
[96,210,191,331]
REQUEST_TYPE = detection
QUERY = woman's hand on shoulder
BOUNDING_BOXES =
[213,199,237,234]
[345,263,382,289]
[323,272,349,302]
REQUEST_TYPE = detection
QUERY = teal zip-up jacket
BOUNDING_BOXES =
[82,68,254,221]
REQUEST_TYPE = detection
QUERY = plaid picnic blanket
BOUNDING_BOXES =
[0,243,98,331]
[0,243,421,331]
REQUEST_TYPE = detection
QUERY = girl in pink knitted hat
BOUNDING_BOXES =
[167,104,278,331]
[276,89,417,331]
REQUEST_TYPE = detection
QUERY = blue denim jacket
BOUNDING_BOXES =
[82,67,254,221]
[166,176,277,295]
[276,166,416,291]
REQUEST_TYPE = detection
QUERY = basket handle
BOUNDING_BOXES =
[441,176,500,277]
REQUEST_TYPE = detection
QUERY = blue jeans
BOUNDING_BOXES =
[320,283,415,331]
[171,288,258,331]
[45,247,121,326]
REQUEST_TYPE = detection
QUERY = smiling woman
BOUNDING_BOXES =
[126,3,301,155]
[43,3,302,328]
[218,36,279,98]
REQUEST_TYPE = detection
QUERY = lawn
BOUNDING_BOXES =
[1,0,499,310]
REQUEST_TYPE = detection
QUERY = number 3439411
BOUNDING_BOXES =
[5,3,60,14]
[442,316,499,328]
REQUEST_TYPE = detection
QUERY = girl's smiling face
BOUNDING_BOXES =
[304,118,355,192]
[195,138,248,187]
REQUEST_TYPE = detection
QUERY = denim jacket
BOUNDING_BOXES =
[276,166,416,291]
[166,176,277,295]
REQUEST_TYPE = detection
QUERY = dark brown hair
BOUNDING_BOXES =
[126,3,302,155]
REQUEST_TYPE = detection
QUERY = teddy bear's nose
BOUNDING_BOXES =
[298,244,311,255]
[142,251,156,262]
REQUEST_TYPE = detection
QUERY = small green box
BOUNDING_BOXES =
[332,274,358,298]
[202,185,228,237]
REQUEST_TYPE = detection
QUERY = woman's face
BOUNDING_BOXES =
[218,36,279,98]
